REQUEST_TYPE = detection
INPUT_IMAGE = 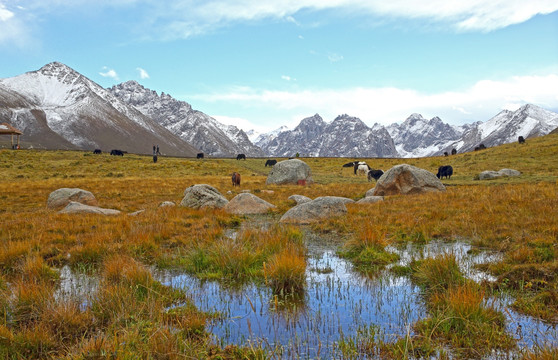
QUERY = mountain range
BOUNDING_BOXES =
[1,62,557,158]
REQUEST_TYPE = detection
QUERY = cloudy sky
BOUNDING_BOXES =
[1,1,557,132]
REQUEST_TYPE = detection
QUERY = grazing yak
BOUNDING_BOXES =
[93,149,102,154]
[367,169,384,182]
[232,172,241,187]
[236,153,246,160]
[354,161,371,175]
[197,153,204,159]
[436,165,453,179]
[265,159,277,167]
[451,148,457,155]
[474,144,486,151]
[343,161,358,168]
[518,136,526,144]
[110,149,124,156]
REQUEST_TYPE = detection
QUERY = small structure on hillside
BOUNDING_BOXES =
[0,123,23,149]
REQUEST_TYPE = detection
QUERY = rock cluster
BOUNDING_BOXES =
[477,169,521,180]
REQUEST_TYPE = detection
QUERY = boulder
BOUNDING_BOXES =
[477,169,521,180]
[365,188,376,198]
[180,184,228,209]
[280,196,349,224]
[59,201,120,215]
[498,168,521,177]
[288,194,312,205]
[373,164,446,196]
[47,188,97,209]
[478,171,501,180]
[266,159,313,185]
[357,196,384,204]
[223,193,276,215]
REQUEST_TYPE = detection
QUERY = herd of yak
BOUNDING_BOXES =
[91,136,530,187]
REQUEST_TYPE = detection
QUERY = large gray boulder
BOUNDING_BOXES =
[47,188,98,209]
[223,193,276,215]
[373,164,446,196]
[266,159,313,185]
[180,184,228,209]
[280,196,349,224]
[59,201,121,215]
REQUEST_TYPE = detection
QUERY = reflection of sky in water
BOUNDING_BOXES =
[156,238,427,358]
[54,235,557,358]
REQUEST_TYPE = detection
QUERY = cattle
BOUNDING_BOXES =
[518,136,526,144]
[232,172,241,187]
[367,169,384,182]
[444,151,449,157]
[236,154,246,160]
[474,144,486,151]
[354,161,371,175]
[197,153,204,159]
[265,159,277,167]
[436,165,453,179]
[343,161,358,168]
[93,149,102,154]
[451,148,457,155]
[110,149,124,156]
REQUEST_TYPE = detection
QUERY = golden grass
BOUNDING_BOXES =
[0,132,557,357]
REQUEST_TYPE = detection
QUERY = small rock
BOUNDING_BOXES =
[59,201,120,215]
[129,209,145,216]
[357,196,384,204]
[365,188,375,198]
[159,201,176,207]
[288,194,312,205]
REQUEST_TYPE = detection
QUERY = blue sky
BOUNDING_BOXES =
[1,1,557,133]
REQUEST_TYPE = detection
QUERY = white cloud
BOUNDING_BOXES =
[0,4,14,21]
[146,0,558,39]
[136,67,149,79]
[0,3,30,46]
[99,67,119,80]
[281,75,296,81]
[187,73,558,127]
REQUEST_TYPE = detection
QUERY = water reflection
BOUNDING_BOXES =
[155,236,427,358]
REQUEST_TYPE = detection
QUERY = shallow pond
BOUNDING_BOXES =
[55,231,557,358]
[154,235,557,358]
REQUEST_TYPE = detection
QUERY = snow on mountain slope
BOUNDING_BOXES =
[110,81,264,157]
[260,114,399,157]
[451,104,558,153]
[0,62,199,155]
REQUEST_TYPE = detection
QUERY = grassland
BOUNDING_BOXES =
[0,133,557,359]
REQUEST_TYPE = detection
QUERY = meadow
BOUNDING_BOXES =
[0,133,557,359]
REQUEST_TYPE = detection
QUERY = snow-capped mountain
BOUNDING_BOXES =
[449,104,558,153]
[387,114,471,157]
[0,62,199,156]
[250,125,289,148]
[260,114,399,157]
[109,81,264,157]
